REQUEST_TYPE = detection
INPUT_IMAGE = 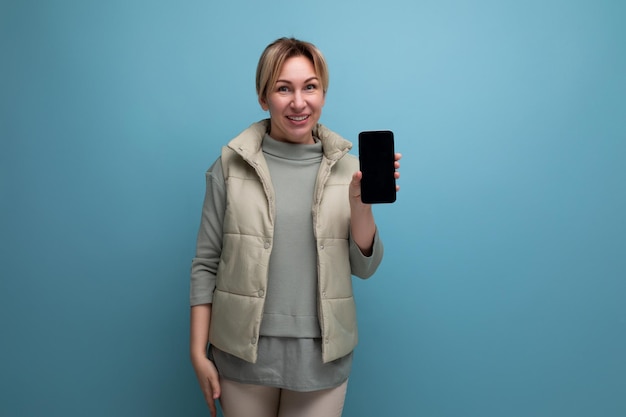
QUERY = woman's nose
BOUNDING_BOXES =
[292,91,305,108]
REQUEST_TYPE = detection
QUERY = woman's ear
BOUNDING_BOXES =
[258,95,269,111]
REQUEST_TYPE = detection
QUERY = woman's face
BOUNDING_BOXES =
[259,55,325,144]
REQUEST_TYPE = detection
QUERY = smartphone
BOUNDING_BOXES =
[358,130,396,204]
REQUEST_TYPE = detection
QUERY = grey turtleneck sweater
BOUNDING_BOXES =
[259,133,324,338]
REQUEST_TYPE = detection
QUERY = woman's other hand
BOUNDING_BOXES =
[191,355,221,417]
[394,152,402,190]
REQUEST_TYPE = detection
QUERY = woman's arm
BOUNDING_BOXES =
[349,153,402,255]
[348,175,377,256]
[190,304,220,417]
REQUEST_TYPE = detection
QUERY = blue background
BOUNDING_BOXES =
[1,0,625,416]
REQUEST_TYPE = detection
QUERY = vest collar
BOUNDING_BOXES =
[227,119,352,162]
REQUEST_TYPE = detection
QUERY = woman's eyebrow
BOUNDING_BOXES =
[276,76,319,84]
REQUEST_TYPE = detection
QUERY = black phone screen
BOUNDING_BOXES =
[358,130,396,204]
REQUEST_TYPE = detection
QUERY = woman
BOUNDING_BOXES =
[190,37,401,417]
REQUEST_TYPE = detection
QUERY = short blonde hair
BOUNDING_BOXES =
[256,37,329,101]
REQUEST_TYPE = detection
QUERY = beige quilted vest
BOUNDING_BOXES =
[209,120,360,363]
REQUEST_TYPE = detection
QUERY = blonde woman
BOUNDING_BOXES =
[190,37,401,417]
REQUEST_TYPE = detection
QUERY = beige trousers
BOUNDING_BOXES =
[219,378,348,417]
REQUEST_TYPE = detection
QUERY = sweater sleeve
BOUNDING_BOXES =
[190,158,226,305]
[349,228,384,279]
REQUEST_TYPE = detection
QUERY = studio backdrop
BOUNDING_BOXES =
[1,0,625,416]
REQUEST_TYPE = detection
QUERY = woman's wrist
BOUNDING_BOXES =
[190,346,209,362]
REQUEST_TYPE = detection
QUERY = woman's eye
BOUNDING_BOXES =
[305,84,317,90]
[277,86,290,92]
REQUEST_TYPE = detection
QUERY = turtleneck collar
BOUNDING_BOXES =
[262,133,323,161]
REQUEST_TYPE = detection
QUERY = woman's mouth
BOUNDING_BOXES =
[287,115,309,122]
